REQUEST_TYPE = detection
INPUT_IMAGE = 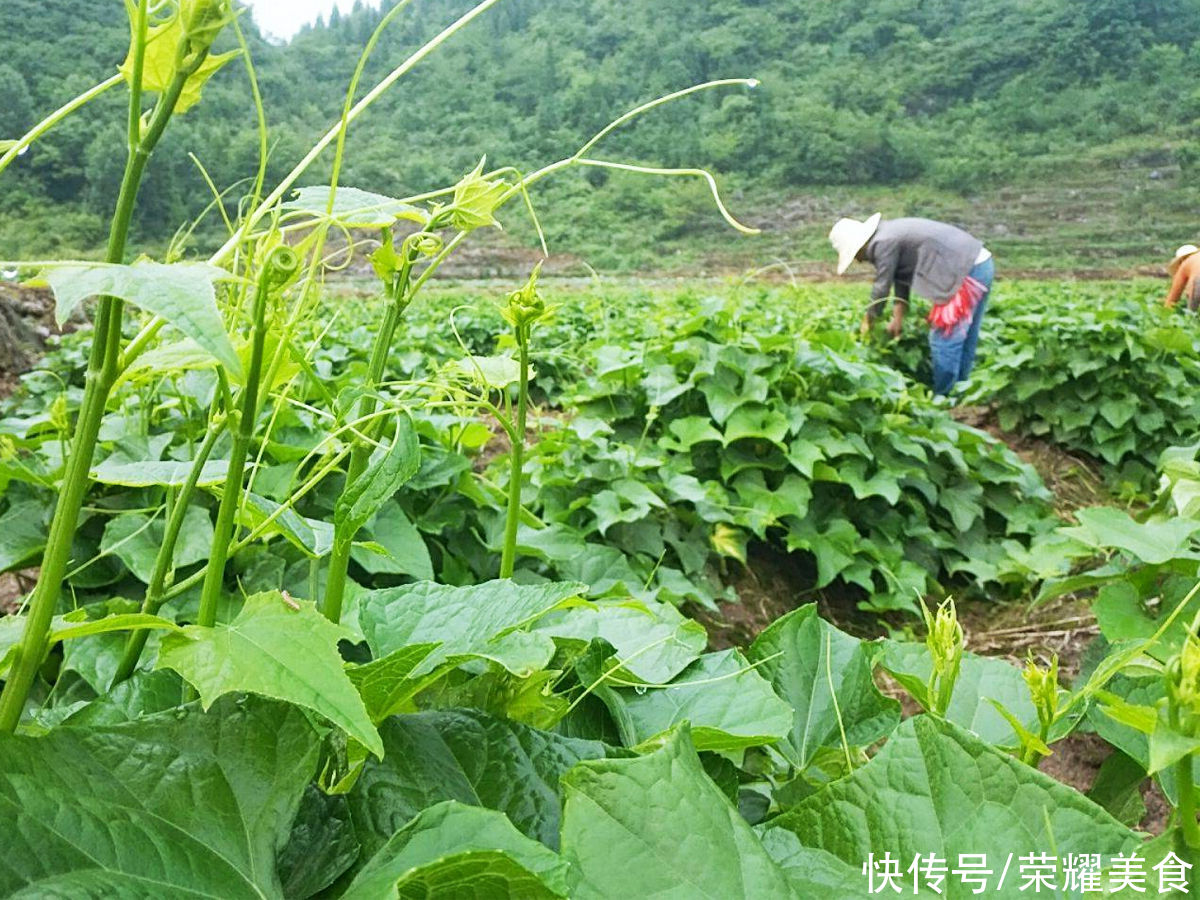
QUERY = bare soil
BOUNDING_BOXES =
[0,570,37,613]
[0,283,61,397]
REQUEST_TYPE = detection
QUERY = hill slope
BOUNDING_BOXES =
[1,0,1197,271]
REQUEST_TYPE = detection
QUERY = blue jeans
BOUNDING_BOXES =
[929,257,993,396]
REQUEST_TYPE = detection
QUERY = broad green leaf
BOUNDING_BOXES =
[1094,688,1158,738]
[839,458,904,505]
[351,501,434,579]
[533,596,707,684]
[748,605,899,769]
[420,668,569,731]
[359,580,584,677]
[1149,709,1200,776]
[593,344,640,378]
[602,649,793,751]
[662,415,723,450]
[787,439,825,478]
[158,592,383,757]
[755,827,873,897]
[881,641,1040,746]
[286,185,430,227]
[1035,558,1131,605]
[642,363,692,406]
[0,611,180,679]
[342,802,570,900]
[91,457,230,487]
[100,505,212,583]
[759,716,1139,900]
[119,5,239,113]
[0,615,29,677]
[117,337,218,384]
[732,471,811,531]
[1092,575,1200,661]
[61,629,139,695]
[710,521,749,564]
[346,642,442,722]
[0,696,319,897]
[388,852,561,899]
[0,499,47,572]
[1098,395,1138,429]
[938,480,984,531]
[1144,326,1196,355]
[278,786,360,900]
[346,709,627,861]
[1089,674,1200,806]
[1061,506,1200,564]
[1086,749,1149,827]
[52,612,180,644]
[1139,829,1200,889]
[1095,580,1160,647]
[444,354,531,389]
[723,404,789,446]
[63,669,187,726]
[559,726,798,899]
[335,413,421,534]
[242,491,335,558]
[784,518,860,587]
[702,374,751,424]
[46,262,240,374]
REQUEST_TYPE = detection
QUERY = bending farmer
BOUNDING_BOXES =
[1165,244,1200,311]
[829,214,993,396]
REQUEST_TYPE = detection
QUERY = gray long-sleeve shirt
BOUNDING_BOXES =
[863,218,984,319]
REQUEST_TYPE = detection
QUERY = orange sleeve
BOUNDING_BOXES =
[1166,265,1188,308]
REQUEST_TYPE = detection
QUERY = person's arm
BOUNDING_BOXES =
[1166,266,1188,308]
[886,298,908,338]
[865,240,899,321]
[878,275,910,338]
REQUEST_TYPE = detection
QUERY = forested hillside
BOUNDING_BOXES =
[2,0,1198,267]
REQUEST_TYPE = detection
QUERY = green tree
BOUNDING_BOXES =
[0,64,33,137]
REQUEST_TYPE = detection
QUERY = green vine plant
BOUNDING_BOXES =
[497,264,550,579]
[1017,652,1061,765]
[923,598,964,718]
[0,0,760,727]
[301,78,760,622]
[0,0,239,731]
[1164,634,1200,848]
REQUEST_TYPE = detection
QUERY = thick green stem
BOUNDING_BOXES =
[111,418,225,685]
[195,265,277,629]
[322,262,413,624]
[1020,721,1051,767]
[323,534,355,626]
[499,329,530,578]
[930,654,959,718]
[933,676,954,718]
[0,13,200,731]
[1179,754,1200,849]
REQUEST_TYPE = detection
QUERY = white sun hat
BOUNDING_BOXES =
[1169,244,1199,275]
[829,213,882,275]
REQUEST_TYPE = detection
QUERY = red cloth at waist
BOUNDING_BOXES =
[927,276,986,334]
